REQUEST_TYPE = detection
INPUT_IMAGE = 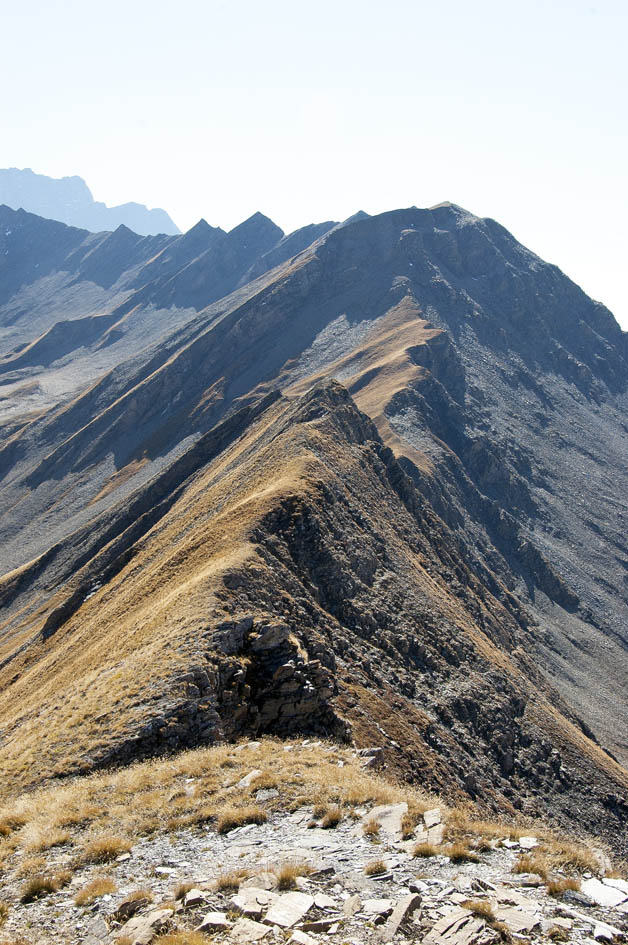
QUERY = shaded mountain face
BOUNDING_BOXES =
[0,167,180,235]
[1,202,627,853]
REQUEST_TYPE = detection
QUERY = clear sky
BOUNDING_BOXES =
[2,0,627,327]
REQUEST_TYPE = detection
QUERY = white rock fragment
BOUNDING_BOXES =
[232,887,279,918]
[361,898,394,916]
[264,891,315,928]
[363,803,408,840]
[377,893,421,942]
[183,888,206,907]
[518,836,539,849]
[196,911,232,932]
[231,917,271,942]
[581,878,628,908]
[117,907,173,945]
[423,808,442,828]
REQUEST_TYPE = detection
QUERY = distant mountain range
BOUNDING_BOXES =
[1,201,627,855]
[0,167,180,235]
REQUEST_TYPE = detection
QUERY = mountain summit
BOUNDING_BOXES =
[0,202,627,858]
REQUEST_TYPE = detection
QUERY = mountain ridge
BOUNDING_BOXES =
[0,201,627,855]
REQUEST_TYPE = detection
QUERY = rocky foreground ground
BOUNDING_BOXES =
[0,741,626,945]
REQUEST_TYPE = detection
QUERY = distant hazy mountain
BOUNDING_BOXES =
[0,167,180,235]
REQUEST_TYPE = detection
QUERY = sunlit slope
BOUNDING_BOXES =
[1,382,627,856]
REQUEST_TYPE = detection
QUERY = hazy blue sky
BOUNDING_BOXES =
[2,0,627,326]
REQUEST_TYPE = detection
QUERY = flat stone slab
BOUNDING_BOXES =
[581,878,628,908]
[231,917,271,942]
[238,769,262,788]
[361,898,394,916]
[493,906,540,933]
[343,893,362,915]
[264,891,315,927]
[377,893,421,942]
[518,836,538,849]
[424,808,442,828]
[232,887,279,918]
[314,892,337,908]
[197,911,232,932]
[603,877,628,896]
[118,907,173,945]
[424,909,484,945]
[183,888,206,907]
[364,803,408,839]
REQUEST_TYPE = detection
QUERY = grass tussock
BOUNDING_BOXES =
[74,876,117,905]
[321,805,342,829]
[216,806,267,834]
[364,859,387,876]
[401,803,429,840]
[546,876,580,898]
[15,856,48,878]
[548,927,570,942]
[174,882,195,900]
[274,860,312,890]
[363,817,380,839]
[213,868,251,892]
[82,834,132,863]
[445,842,480,864]
[22,825,70,852]
[413,842,439,858]
[462,900,495,920]
[0,815,26,837]
[0,902,8,927]
[513,853,549,881]
[0,740,430,866]
[543,840,602,875]
[113,889,153,920]
[20,870,71,903]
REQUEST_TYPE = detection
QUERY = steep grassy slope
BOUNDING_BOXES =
[1,383,627,855]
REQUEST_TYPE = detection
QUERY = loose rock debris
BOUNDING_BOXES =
[1,789,627,945]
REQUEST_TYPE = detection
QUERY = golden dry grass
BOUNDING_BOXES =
[173,882,195,900]
[74,876,117,905]
[0,738,618,899]
[513,853,550,881]
[548,927,569,942]
[546,876,580,897]
[274,860,313,890]
[14,856,47,878]
[81,835,132,863]
[444,841,480,864]
[413,842,439,858]
[320,805,342,829]
[461,900,495,919]
[364,859,387,876]
[216,806,267,834]
[20,825,70,853]
[0,739,422,877]
[0,903,8,928]
[19,870,71,903]
[363,817,380,838]
[213,868,251,892]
